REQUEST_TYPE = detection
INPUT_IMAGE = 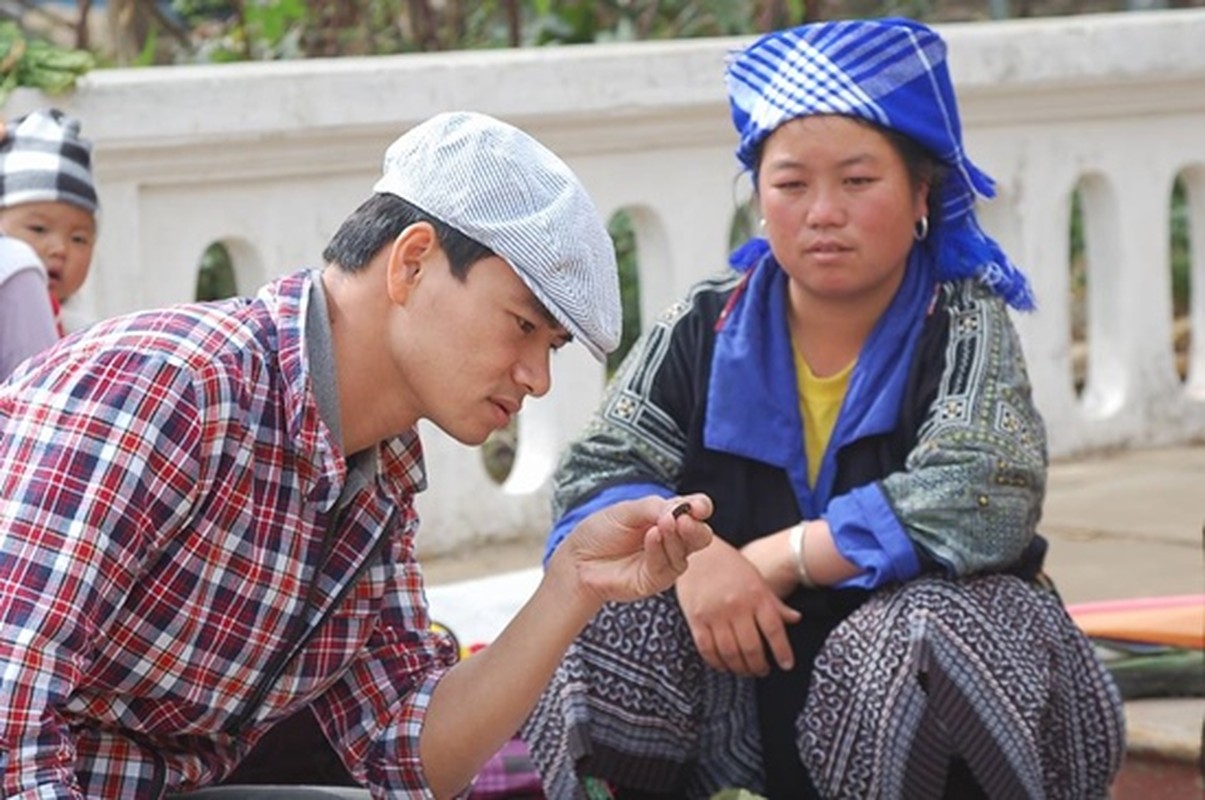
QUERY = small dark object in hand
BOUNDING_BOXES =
[671,502,691,519]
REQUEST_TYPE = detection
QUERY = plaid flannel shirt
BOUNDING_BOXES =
[0,270,457,798]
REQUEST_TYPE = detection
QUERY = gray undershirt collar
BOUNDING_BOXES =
[306,270,375,501]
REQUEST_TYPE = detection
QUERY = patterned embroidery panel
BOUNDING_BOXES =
[883,280,1048,575]
[553,275,740,520]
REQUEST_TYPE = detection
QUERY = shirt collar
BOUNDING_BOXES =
[262,270,427,509]
[704,252,935,494]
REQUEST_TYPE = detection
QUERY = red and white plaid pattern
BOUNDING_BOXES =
[0,270,457,798]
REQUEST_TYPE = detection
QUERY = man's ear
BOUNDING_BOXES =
[386,222,438,305]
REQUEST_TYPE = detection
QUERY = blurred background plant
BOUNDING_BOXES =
[0,19,93,103]
[4,1,1192,69]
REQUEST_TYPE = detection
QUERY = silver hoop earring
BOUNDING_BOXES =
[914,216,929,242]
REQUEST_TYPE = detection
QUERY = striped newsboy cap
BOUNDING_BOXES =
[373,111,621,361]
[0,108,98,215]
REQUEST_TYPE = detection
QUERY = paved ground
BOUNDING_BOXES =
[1038,444,1203,605]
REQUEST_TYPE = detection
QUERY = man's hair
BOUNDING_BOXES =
[322,193,494,279]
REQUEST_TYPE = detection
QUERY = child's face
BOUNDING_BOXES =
[0,201,97,303]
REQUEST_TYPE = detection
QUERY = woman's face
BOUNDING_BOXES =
[757,115,928,307]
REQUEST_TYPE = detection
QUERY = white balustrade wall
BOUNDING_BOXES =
[8,9,1203,555]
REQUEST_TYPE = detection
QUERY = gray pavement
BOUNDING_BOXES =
[1039,444,1204,605]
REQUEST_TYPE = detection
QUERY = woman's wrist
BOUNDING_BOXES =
[788,522,817,588]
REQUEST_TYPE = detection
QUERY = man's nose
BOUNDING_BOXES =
[515,347,552,398]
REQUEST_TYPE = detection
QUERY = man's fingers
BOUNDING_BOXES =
[655,499,712,559]
[657,525,690,573]
[662,493,714,524]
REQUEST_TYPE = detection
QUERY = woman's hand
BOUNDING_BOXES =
[675,537,801,676]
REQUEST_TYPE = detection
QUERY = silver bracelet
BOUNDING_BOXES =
[788,521,816,588]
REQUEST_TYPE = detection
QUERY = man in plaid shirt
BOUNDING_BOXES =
[0,112,714,799]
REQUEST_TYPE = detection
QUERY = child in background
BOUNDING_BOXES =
[0,235,57,379]
[0,108,98,335]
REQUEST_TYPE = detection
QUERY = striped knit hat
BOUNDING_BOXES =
[0,108,98,215]
[725,18,1035,310]
[373,111,621,361]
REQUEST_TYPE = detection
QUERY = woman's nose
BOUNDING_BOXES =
[806,186,845,228]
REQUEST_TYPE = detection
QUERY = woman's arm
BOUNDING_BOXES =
[826,281,1047,584]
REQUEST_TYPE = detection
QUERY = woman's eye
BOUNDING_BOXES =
[516,316,536,334]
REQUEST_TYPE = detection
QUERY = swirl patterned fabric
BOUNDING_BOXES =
[521,590,763,798]
[800,575,1126,799]
[523,577,1124,798]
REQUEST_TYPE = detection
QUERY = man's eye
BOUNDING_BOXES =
[516,317,536,334]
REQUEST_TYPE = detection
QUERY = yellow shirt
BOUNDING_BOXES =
[793,346,855,488]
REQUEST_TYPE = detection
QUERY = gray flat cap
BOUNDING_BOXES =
[373,111,621,360]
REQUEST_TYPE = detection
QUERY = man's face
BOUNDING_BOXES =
[393,250,571,446]
[0,201,97,302]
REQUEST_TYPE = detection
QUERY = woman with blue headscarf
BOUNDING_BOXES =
[522,18,1124,799]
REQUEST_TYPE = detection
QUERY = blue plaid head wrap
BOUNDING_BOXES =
[725,17,1034,310]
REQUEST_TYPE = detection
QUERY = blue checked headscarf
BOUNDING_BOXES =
[725,18,1035,310]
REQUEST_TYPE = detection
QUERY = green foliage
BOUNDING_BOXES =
[1169,177,1191,317]
[134,26,160,67]
[194,242,239,301]
[191,0,308,62]
[607,211,643,374]
[173,0,237,20]
[161,0,796,62]
[0,22,94,105]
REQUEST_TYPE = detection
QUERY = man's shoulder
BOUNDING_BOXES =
[31,297,283,407]
[88,298,263,360]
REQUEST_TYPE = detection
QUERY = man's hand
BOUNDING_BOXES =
[676,538,801,676]
[555,494,714,606]
[422,495,711,797]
